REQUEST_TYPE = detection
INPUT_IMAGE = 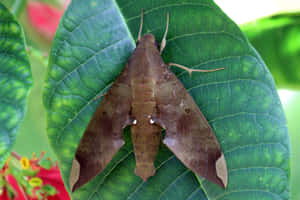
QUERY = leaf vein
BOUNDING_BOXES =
[126,3,215,22]
[126,155,176,200]
[88,150,134,200]
[215,189,283,200]
[47,38,126,109]
[54,83,112,144]
[158,169,190,200]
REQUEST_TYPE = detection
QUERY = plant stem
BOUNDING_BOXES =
[11,151,21,160]
[26,46,49,67]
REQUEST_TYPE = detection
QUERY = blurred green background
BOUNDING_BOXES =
[1,0,299,199]
[282,91,300,200]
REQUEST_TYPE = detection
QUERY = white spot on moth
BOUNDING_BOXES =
[150,119,155,124]
[180,100,184,107]
[133,119,137,125]
[172,90,176,97]
[163,138,177,146]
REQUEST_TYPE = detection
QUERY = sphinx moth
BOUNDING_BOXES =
[70,10,227,191]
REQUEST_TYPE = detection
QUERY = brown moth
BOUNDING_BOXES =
[70,9,228,191]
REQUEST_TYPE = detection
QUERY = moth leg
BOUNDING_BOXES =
[137,8,144,42]
[94,92,107,101]
[160,12,170,54]
[167,62,225,76]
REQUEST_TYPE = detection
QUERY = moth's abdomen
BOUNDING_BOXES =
[130,77,161,181]
[131,121,161,181]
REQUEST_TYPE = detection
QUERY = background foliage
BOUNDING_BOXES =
[242,12,300,90]
[0,3,32,168]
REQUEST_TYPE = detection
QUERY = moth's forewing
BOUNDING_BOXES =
[154,66,228,188]
[70,65,133,191]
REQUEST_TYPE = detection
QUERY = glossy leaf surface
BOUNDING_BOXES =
[43,0,290,199]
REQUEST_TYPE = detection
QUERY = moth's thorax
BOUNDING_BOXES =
[129,34,164,121]
[128,35,165,82]
[137,34,158,49]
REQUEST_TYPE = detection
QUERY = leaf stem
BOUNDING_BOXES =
[26,46,49,67]
[11,0,27,18]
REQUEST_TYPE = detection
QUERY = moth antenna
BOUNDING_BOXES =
[168,63,225,77]
[137,8,144,42]
[94,92,107,101]
[160,12,170,54]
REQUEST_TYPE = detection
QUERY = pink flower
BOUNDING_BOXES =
[27,1,64,40]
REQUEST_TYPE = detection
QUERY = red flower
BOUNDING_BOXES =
[35,166,70,200]
[0,175,28,200]
[0,152,71,200]
[27,1,64,40]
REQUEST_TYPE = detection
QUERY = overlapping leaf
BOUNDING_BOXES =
[0,3,32,167]
[242,12,300,89]
[43,0,290,199]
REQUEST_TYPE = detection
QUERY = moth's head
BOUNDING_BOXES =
[136,34,159,50]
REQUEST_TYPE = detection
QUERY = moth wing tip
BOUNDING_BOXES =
[216,153,228,189]
[69,158,80,192]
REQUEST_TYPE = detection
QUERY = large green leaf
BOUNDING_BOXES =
[0,3,32,167]
[242,12,300,90]
[43,0,290,199]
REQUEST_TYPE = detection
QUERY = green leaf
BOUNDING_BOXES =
[43,0,290,199]
[0,3,32,167]
[0,0,27,17]
[241,12,300,90]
